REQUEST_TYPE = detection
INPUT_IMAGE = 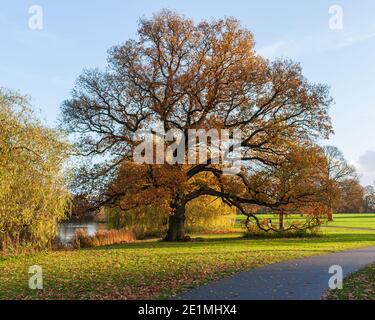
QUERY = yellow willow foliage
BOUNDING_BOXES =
[0,89,71,251]
[185,196,236,232]
[102,196,235,238]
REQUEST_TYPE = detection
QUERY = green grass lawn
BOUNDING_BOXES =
[1,218,375,299]
[233,213,375,230]
[326,214,375,229]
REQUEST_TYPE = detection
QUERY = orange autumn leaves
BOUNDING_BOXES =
[62,10,334,238]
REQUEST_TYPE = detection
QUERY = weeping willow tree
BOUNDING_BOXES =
[0,89,71,251]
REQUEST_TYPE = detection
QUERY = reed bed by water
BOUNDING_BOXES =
[72,228,135,248]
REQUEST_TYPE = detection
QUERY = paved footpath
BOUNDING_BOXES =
[174,246,375,300]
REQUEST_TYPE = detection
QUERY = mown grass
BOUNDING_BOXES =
[326,263,375,300]
[327,214,375,229]
[1,225,375,300]
[233,213,375,230]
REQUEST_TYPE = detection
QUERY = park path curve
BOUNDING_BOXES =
[174,246,375,300]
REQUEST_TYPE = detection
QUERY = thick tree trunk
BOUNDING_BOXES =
[328,196,334,221]
[327,210,334,221]
[279,210,284,230]
[164,202,187,241]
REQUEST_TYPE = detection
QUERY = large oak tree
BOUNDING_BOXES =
[62,10,333,241]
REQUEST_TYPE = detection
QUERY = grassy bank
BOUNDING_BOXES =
[1,225,375,299]
[326,263,375,300]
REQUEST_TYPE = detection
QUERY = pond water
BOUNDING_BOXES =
[58,222,108,244]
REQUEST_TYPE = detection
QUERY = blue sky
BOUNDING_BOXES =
[1,0,375,184]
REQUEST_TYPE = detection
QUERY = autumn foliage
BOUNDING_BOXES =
[62,10,334,240]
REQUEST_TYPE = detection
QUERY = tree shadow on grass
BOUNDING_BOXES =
[88,232,375,252]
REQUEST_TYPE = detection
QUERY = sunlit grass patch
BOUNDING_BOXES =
[1,225,375,300]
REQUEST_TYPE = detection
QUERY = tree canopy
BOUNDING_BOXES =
[62,10,333,241]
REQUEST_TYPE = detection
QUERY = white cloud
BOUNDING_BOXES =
[257,40,300,59]
[353,151,375,186]
[257,28,375,59]
[359,151,375,172]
